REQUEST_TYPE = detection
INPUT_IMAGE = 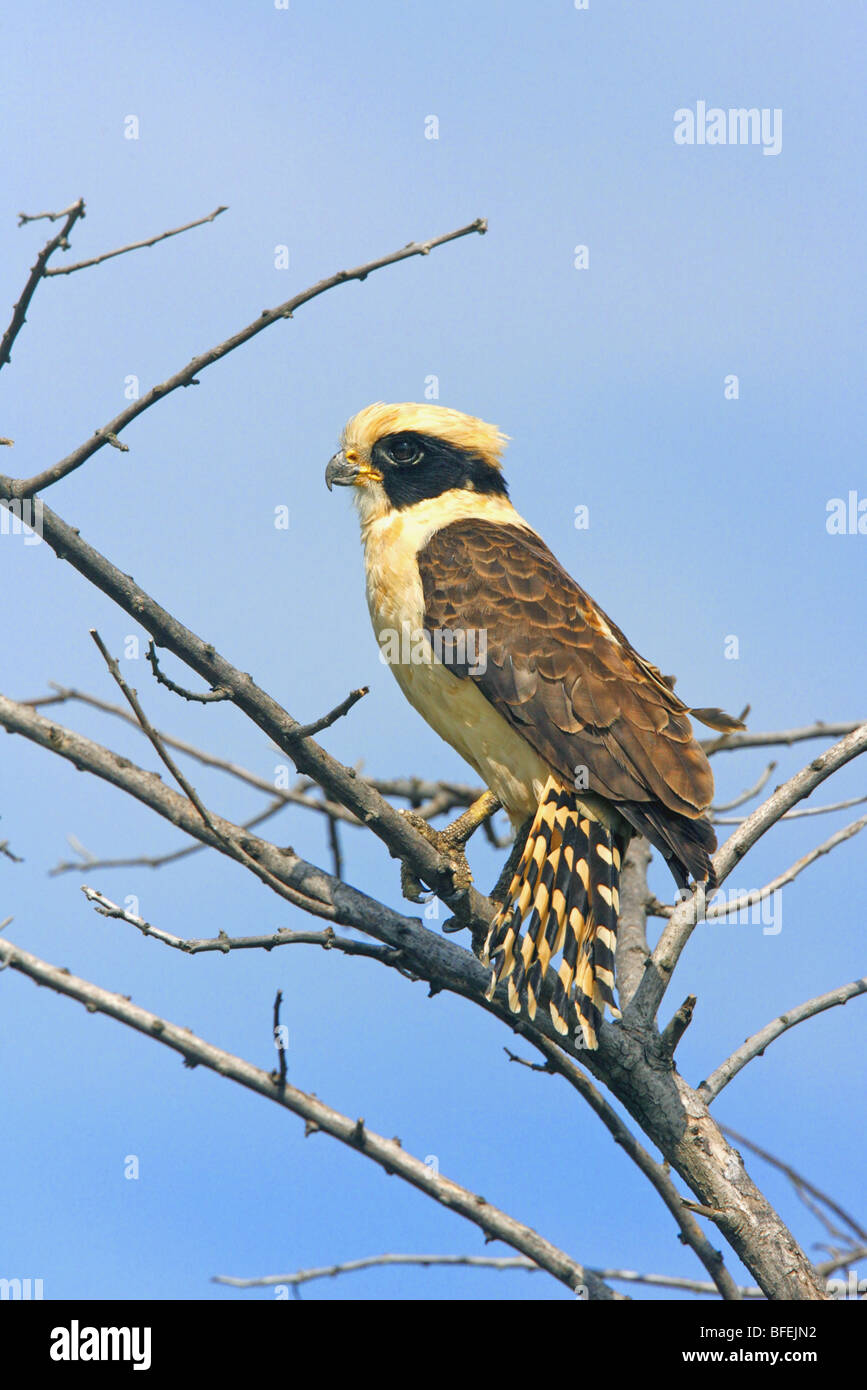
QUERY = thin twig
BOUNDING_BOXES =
[273,990,287,1089]
[44,205,228,277]
[703,720,864,755]
[50,797,288,876]
[700,978,867,1102]
[816,1246,867,1277]
[214,1253,544,1288]
[629,722,867,1026]
[89,629,229,835]
[286,687,369,741]
[146,642,230,702]
[659,995,697,1061]
[28,686,363,827]
[704,815,867,921]
[710,762,777,813]
[17,204,84,226]
[28,683,485,830]
[11,217,487,495]
[88,630,337,917]
[719,1127,867,1246]
[212,1252,768,1298]
[326,814,344,880]
[81,886,411,972]
[715,793,867,825]
[1,199,86,370]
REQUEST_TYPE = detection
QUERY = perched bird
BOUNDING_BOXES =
[326,403,743,1048]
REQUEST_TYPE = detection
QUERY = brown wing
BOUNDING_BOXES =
[417,518,727,886]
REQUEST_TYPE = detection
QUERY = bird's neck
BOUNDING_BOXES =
[358,487,528,555]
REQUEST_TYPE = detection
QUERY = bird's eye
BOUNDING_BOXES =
[389,439,420,465]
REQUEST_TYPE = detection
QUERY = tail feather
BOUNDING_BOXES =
[484,776,625,1049]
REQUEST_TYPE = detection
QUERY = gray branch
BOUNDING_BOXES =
[43,205,228,277]
[629,722,867,1025]
[701,977,867,1102]
[0,932,621,1301]
[0,691,836,1299]
[6,217,487,495]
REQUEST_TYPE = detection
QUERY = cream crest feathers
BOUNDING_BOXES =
[341,402,509,471]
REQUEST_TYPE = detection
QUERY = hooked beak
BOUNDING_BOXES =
[325,450,383,491]
[325,451,359,490]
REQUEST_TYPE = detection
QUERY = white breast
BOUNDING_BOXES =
[359,491,552,824]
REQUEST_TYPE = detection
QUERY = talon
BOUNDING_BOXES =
[400,861,429,904]
[398,806,477,897]
[400,861,436,906]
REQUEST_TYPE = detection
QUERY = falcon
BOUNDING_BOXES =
[325,402,742,1048]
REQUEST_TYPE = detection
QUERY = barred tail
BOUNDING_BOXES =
[482,776,623,1050]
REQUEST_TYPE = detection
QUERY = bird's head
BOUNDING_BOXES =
[325,402,509,522]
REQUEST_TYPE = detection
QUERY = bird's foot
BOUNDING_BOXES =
[398,809,474,899]
[398,793,499,902]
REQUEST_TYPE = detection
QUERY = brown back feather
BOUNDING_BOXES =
[418,518,733,885]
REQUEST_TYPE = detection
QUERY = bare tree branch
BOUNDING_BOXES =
[214,1253,545,1290]
[713,725,867,884]
[704,815,867,921]
[27,684,486,831]
[42,205,228,277]
[272,990,287,1090]
[504,1033,742,1300]
[6,217,487,496]
[145,642,230,702]
[212,1245,864,1298]
[715,793,867,824]
[613,838,652,1007]
[0,693,484,962]
[89,629,329,914]
[81,885,411,972]
[0,198,85,370]
[0,496,495,930]
[817,1247,867,1282]
[1,194,855,1300]
[629,722,867,1025]
[212,1253,766,1298]
[50,797,289,876]
[87,629,403,936]
[700,977,867,1102]
[703,720,864,755]
[0,690,840,1298]
[28,686,365,828]
[326,813,344,880]
[17,203,85,226]
[0,836,23,863]
[719,1127,867,1246]
[0,933,622,1301]
[710,761,777,813]
[284,686,370,741]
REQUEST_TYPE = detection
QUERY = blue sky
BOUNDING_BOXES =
[0,0,864,1301]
